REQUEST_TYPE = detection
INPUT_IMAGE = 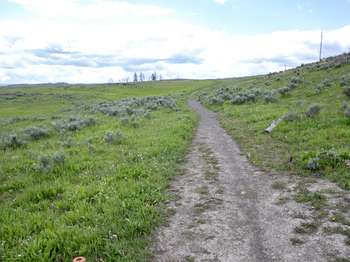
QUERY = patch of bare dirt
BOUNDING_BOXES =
[153,100,350,262]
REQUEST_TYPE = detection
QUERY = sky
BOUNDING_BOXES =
[0,0,350,84]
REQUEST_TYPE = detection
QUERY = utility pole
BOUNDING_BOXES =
[319,30,323,61]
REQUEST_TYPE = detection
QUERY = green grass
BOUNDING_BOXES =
[200,57,350,189]
[1,54,350,261]
[0,81,209,261]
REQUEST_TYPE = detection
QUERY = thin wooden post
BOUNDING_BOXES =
[319,30,323,61]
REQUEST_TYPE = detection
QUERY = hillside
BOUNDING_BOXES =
[0,53,350,261]
[199,52,350,189]
[0,80,209,261]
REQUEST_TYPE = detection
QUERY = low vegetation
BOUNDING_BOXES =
[199,52,350,189]
[1,51,350,260]
[0,80,209,261]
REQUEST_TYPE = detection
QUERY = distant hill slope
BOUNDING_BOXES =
[199,52,350,189]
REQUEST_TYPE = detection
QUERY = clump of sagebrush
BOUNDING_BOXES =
[104,130,125,144]
[229,88,262,105]
[93,96,177,118]
[23,126,50,141]
[52,116,96,132]
[344,86,350,98]
[0,133,24,150]
[39,155,52,171]
[263,92,278,103]
[205,86,264,106]
[38,151,65,171]
[306,104,321,118]
[283,112,299,122]
[315,78,332,94]
[277,86,292,96]
[276,78,301,96]
[0,116,29,126]
[345,107,350,120]
[210,96,224,105]
[290,76,304,85]
[339,74,350,87]
[305,150,348,171]
[342,101,349,110]
[59,135,75,148]
[206,80,302,106]
[52,152,65,165]
[306,157,320,171]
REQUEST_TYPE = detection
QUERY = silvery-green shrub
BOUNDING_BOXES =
[52,152,65,165]
[306,104,321,118]
[345,107,350,119]
[307,157,320,170]
[0,133,24,149]
[39,155,51,171]
[284,112,299,122]
[344,86,350,98]
[24,126,50,140]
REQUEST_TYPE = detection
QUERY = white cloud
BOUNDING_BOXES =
[9,0,174,18]
[0,0,350,84]
[214,0,227,4]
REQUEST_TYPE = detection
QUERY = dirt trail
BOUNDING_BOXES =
[153,100,350,262]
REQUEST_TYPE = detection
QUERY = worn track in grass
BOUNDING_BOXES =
[153,100,350,262]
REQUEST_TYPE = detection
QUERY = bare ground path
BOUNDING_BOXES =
[153,100,350,262]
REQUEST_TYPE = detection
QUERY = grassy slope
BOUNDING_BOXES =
[201,58,350,189]
[0,81,211,261]
[1,55,349,261]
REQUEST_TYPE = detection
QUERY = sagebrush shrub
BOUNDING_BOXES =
[53,117,96,132]
[290,76,303,85]
[39,155,52,171]
[345,107,350,119]
[344,86,350,98]
[0,134,24,149]
[307,157,320,171]
[284,112,299,122]
[52,152,65,165]
[104,131,125,144]
[306,104,321,118]
[211,96,224,105]
[314,79,332,94]
[93,96,177,118]
[339,74,350,87]
[277,87,291,95]
[263,93,278,103]
[24,126,50,140]
[306,150,345,171]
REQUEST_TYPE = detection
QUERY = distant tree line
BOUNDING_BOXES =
[112,72,163,84]
[133,72,162,82]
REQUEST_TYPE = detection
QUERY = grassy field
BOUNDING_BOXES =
[1,53,350,261]
[0,80,212,261]
[199,53,350,189]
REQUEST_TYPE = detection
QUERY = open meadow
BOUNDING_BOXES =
[0,80,211,261]
[1,53,350,261]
